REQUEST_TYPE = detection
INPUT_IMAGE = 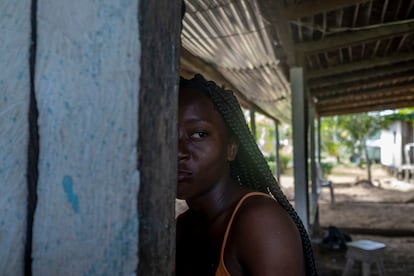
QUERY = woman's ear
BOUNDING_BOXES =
[227,137,239,161]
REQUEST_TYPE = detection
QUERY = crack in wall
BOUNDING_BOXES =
[25,0,38,274]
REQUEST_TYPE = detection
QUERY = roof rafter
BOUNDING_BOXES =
[309,63,414,88]
[318,94,414,111]
[316,82,414,103]
[307,51,414,79]
[286,0,370,19]
[318,99,414,116]
[317,91,414,112]
[311,71,414,95]
[296,19,414,54]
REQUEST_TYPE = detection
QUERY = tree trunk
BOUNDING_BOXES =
[363,140,373,185]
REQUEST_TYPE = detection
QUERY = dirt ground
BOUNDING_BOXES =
[175,164,414,275]
[280,164,414,276]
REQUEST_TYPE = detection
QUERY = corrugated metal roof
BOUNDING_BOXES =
[181,0,291,122]
[181,0,414,121]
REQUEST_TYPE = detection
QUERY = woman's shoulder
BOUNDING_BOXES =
[234,192,300,236]
[227,192,306,274]
[236,192,292,226]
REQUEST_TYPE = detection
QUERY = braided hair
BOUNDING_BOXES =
[180,74,317,276]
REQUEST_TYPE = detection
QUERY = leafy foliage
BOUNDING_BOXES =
[383,108,414,127]
[321,109,414,184]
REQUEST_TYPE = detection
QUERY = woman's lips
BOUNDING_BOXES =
[178,169,192,182]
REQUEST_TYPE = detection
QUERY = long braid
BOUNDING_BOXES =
[180,74,317,276]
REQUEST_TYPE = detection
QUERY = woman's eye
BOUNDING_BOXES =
[190,131,207,139]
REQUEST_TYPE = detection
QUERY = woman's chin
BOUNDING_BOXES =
[176,185,187,200]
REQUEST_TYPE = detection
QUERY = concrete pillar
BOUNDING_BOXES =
[290,67,309,231]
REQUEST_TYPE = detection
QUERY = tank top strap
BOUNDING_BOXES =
[215,192,272,276]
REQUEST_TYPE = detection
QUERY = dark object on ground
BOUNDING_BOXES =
[321,226,352,251]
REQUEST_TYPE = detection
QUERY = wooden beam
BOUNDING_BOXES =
[307,51,414,79]
[317,84,414,105]
[318,99,414,116]
[296,19,414,54]
[286,0,370,19]
[318,93,414,116]
[312,71,414,96]
[318,95,414,115]
[317,89,414,106]
[309,62,414,88]
[138,0,180,275]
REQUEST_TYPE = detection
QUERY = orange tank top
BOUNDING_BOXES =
[215,192,272,276]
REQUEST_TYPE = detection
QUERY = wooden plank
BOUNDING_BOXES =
[286,0,370,19]
[32,0,140,274]
[0,1,31,274]
[296,19,414,54]
[307,51,414,79]
[137,0,180,275]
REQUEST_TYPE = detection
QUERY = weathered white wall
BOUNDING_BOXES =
[0,1,31,274]
[381,122,402,167]
[367,122,403,167]
[32,0,140,274]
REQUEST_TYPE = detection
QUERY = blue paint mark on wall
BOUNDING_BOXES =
[62,175,80,213]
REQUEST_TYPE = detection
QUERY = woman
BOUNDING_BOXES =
[176,74,317,276]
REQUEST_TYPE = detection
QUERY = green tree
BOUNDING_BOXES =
[320,116,341,163]
[321,109,414,184]
[321,112,385,184]
[383,108,414,127]
[337,112,385,184]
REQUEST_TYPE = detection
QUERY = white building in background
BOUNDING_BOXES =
[366,121,414,168]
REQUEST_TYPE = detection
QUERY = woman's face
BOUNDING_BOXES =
[177,87,237,200]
